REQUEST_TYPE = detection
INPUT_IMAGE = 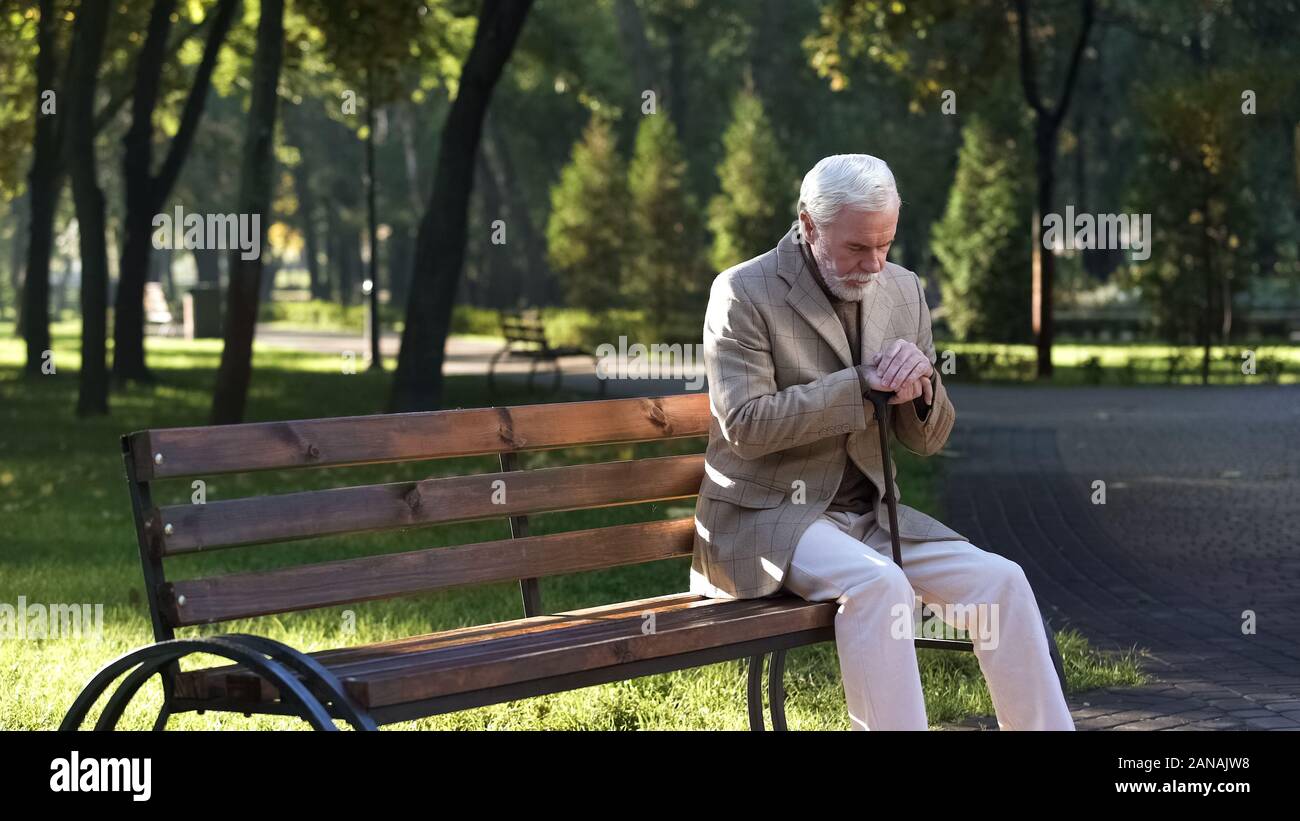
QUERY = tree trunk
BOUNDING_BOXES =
[388,222,412,312]
[258,255,279,304]
[1031,126,1056,379]
[326,207,343,302]
[613,0,657,98]
[114,0,238,383]
[340,228,360,306]
[389,0,533,411]
[1014,0,1093,379]
[285,104,328,300]
[297,152,327,300]
[210,0,284,425]
[64,0,112,416]
[6,193,27,330]
[364,69,382,370]
[22,0,60,374]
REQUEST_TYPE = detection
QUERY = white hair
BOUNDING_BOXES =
[797,154,901,227]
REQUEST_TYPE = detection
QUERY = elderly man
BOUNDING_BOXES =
[689,153,1074,731]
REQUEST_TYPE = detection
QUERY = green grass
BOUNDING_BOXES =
[0,321,1146,730]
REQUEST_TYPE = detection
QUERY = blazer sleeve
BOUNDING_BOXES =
[892,277,956,457]
[705,275,870,460]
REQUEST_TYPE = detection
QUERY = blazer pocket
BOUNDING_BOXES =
[698,476,787,509]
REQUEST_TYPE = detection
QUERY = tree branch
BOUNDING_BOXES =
[155,0,239,198]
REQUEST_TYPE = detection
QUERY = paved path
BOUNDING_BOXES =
[939,385,1300,730]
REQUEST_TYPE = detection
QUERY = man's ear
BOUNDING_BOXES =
[798,212,817,244]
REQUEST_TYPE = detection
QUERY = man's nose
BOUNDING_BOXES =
[860,254,883,274]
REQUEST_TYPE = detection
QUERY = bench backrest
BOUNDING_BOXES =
[123,394,712,641]
[500,309,549,349]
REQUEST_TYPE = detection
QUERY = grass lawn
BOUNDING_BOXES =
[0,321,1146,730]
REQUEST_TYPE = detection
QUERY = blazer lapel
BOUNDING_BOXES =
[857,270,894,368]
[778,223,852,370]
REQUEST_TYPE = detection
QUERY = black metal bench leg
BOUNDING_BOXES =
[768,649,788,730]
[590,354,607,396]
[62,639,350,731]
[747,654,766,730]
[745,651,790,731]
[527,357,541,391]
[488,347,510,396]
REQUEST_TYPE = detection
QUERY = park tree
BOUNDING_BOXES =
[626,109,704,338]
[707,89,796,272]
[113,0,238,384]
[297,0,425,371]
[10,0,172,380]
[210,0,285,424]
[1125,75,1253,383]
[546,113,629,312]
[389,0,534,412]
[931,114,1034,343]
[62,0,112,415]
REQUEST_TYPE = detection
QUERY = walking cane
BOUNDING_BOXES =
[865,388,904,568]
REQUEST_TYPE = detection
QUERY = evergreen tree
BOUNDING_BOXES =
[931,115,1034,343]
[546,114,629,312]
[708,91,797,271]
[626,112,704,338]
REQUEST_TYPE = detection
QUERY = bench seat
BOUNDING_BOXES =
[173,592,836,717]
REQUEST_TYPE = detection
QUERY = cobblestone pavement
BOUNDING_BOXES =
[936,384,1300,730]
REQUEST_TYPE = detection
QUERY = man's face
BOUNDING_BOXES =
[800,206,898,301]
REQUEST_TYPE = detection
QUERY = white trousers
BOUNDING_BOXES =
[781,510,1075,731]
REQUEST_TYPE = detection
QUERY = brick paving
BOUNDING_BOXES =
[936,384,1300,730]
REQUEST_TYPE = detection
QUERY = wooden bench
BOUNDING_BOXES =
[488,309,605,396]
[62,393,1046,731]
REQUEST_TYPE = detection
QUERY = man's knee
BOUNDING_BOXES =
[843,560,913,605]
[980,552,1031,596]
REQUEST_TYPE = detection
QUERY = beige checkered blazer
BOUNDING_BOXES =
[690,221,968,599]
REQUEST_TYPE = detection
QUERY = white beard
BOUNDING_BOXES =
[811,235,874,302]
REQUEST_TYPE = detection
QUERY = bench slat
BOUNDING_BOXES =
[130,394,708,480]
[157,454,704,554]
[164,517,696,626]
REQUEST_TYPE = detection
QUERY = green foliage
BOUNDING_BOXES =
[625,112,705,336]
[1123,72,1254,346]
[931,115,1033,343]
[707,91,797,271]
[546,113,630,312]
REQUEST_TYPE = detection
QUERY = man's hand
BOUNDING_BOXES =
[863,340,934,406]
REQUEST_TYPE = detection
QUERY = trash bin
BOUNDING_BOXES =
[183,283,223,339]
